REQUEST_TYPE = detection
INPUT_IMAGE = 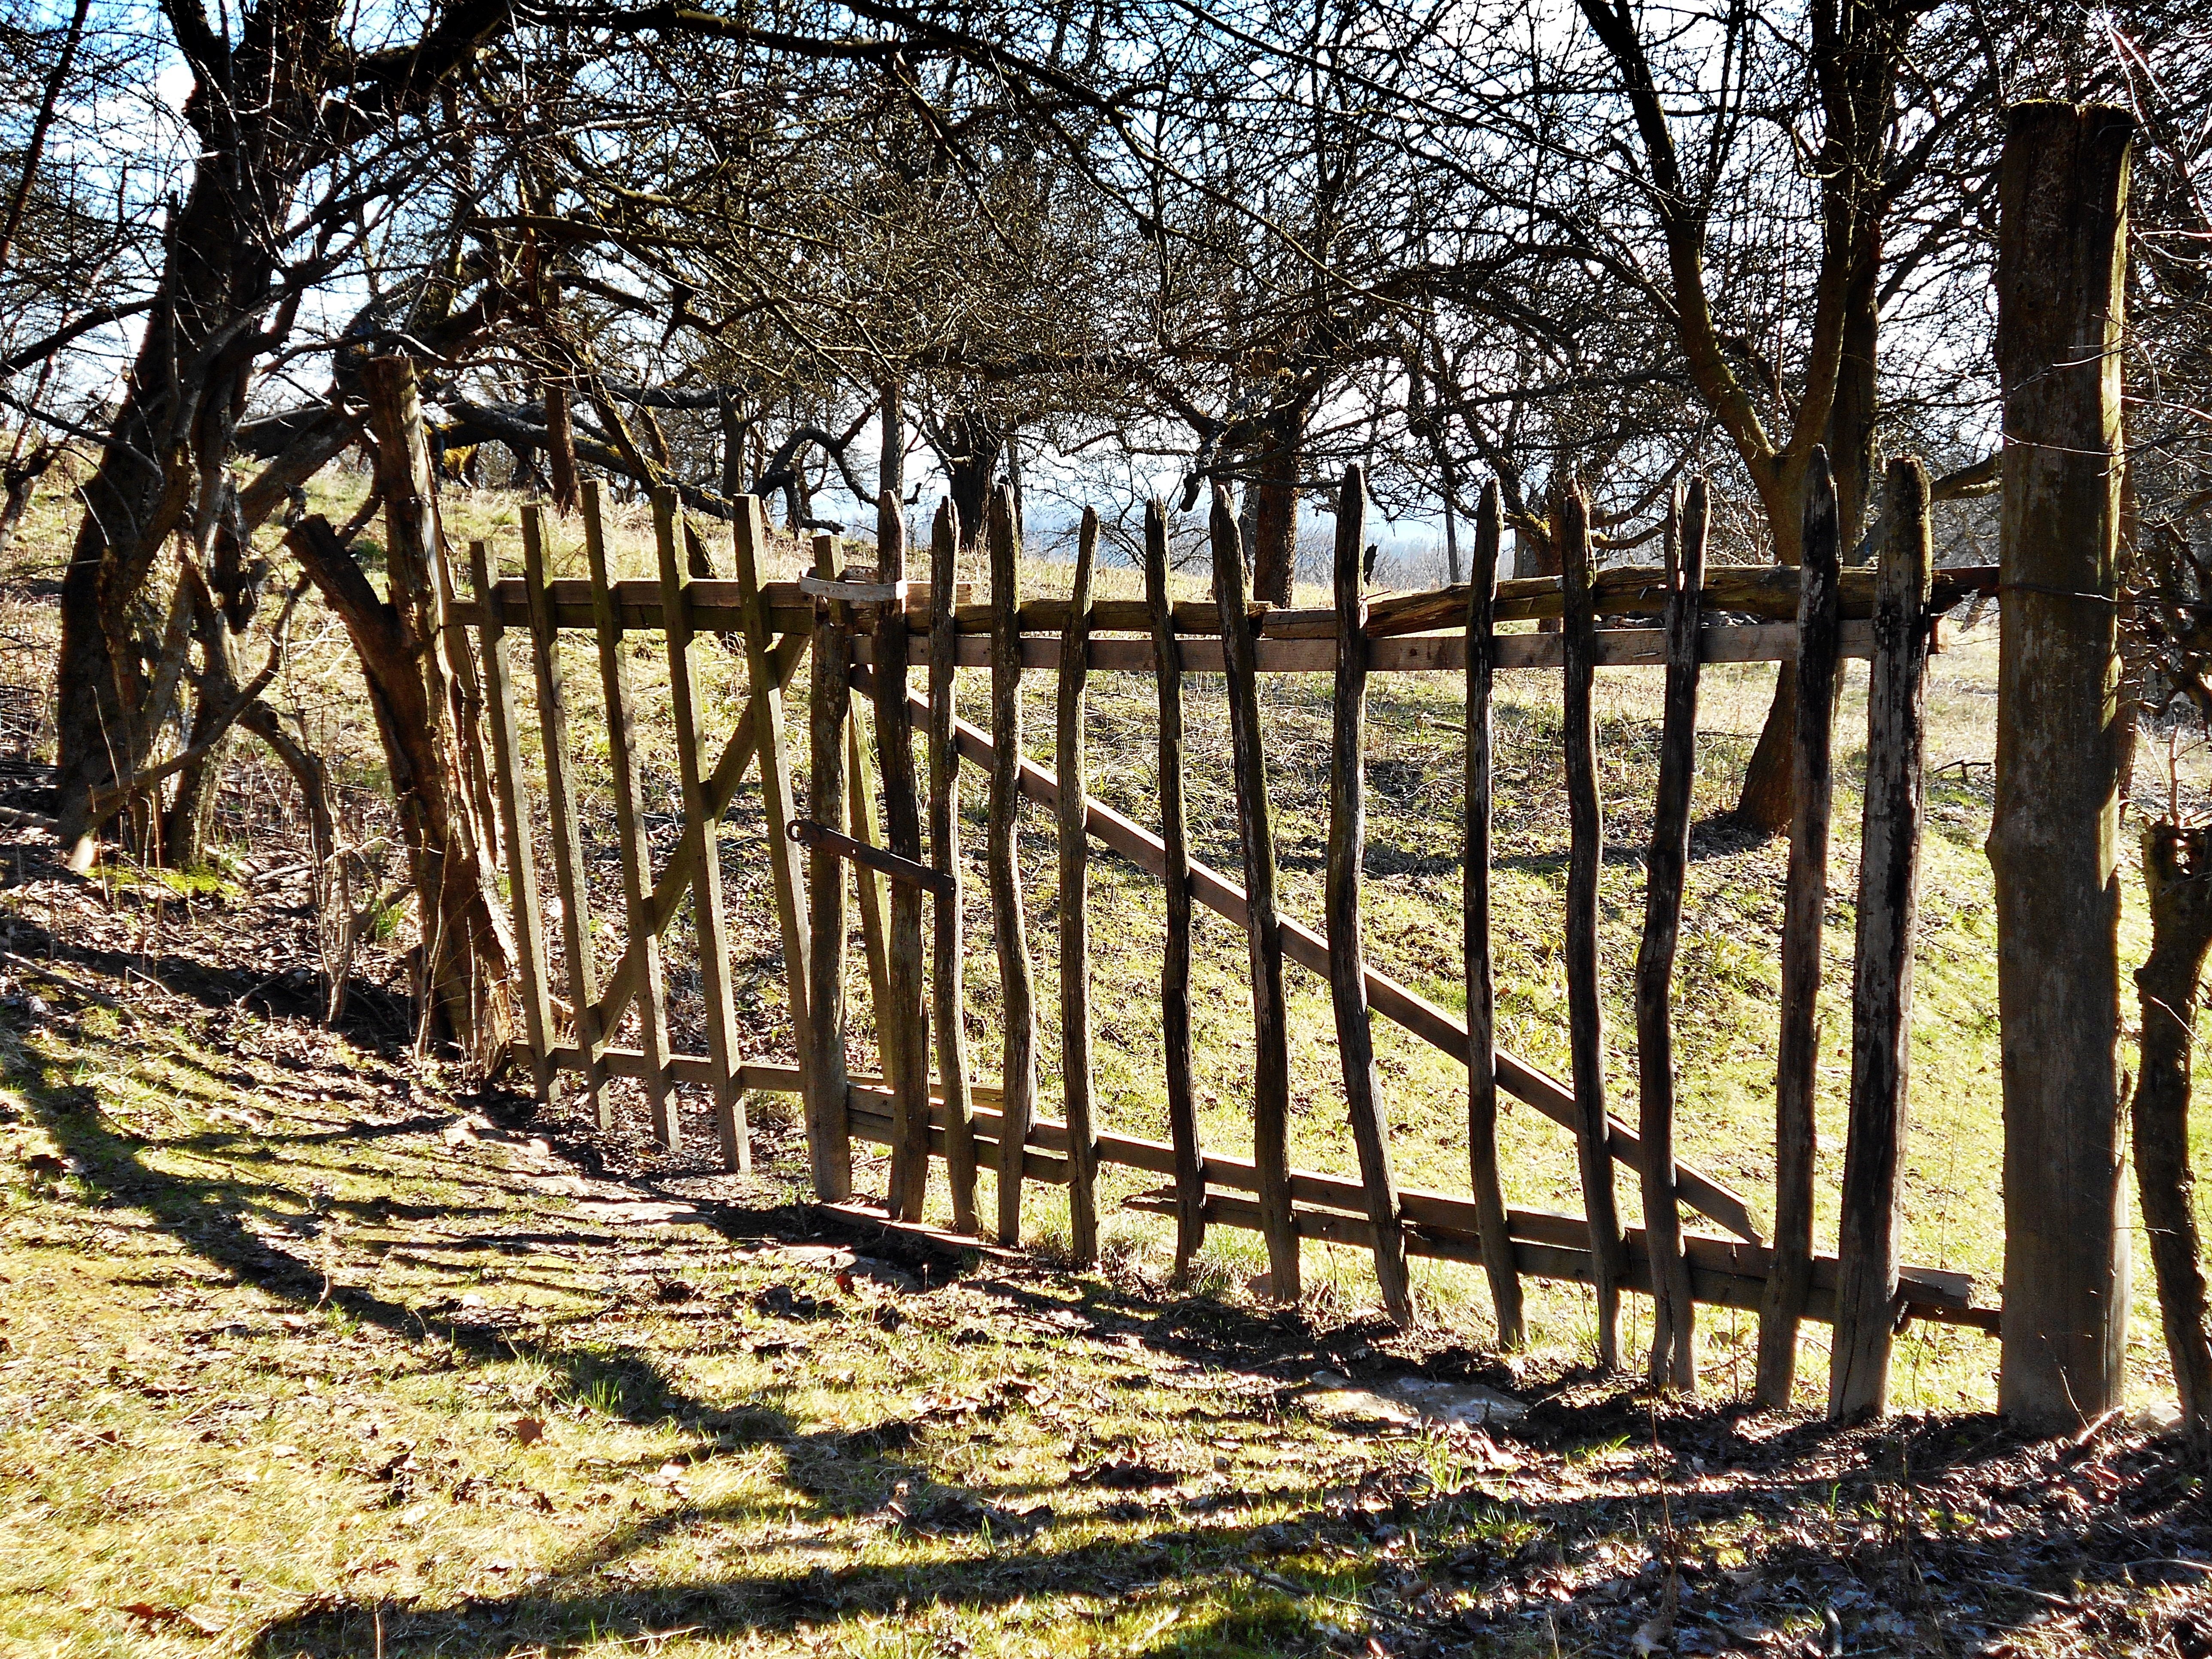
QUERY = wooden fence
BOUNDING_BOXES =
[461,454,1996,1404]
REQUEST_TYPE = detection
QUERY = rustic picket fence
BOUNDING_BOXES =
[460,452,1994,1409]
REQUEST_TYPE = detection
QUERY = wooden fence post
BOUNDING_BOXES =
[848,707,894,1051]
[987,483,1040,1245]
[468,539,555,1102]
[521,504,607,1129]
[584,486,677,1148]
[1327,466,1413,1324]
[1559,483,1628,1368]
[653,490,747,1170]
[1992,100,2133,1431]
[1058,508,1101,1264]
[1146,499,1206,1279]
[927,500,981,1234]
[1635,480,1707,1393]
[1757,450,1843,1409]
[1465,481,1523,1346]
[1830,457,1932,1420]
[805,532,854,1200]
[876,493,932,1220]
[1215,484,1299,1301]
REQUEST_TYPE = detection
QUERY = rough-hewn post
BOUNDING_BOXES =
[987,483,1039,1245]
[1146,499,1206,1279]
[1635,480,1706,1394]
[1215,485,1299,1301]
[1327,466,1413,1324]
[804,532,854,1199]
[1465,481,1522,1346]
[2135,823,2212,1446]
[1830,458,1932,1421]
[1057,508,1101,1265]
[876,494,931,1220]
[1559,483,1627,1369]
[1757,450,1844,1409]
[927,500,980,1234]
[1991,100,2133,1432]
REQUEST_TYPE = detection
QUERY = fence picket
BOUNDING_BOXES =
[1057,508,1100,1264]
[876,494,932,1220]
[988,483,1040,1245]
[805,533,854,1199]
[928,500,981,1233]
[522,504,607,1128]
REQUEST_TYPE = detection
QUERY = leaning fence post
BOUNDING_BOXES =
[1756,449,1843,1409]
[1830,457,1932,1421]
[653,490,747,1170]
[1214,484,1299,1302]
[875,492,932,1221]
[468,539,555,1103]
[585,486,677,1149]
[1327,466,1413,1325]
[1146,499,1206,1278]
[1057,507,1101,1265]
[927,499,981,1234]
[987,482,1040,1245]
[1465,482,1523,1346]
[1635,480,1707,1394]
[1559,482,1628,1369]
[522,503,607,1129]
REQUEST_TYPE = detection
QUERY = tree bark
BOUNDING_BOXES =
[1250,398,1305,606]
[1991,101,2133,1434]
[287,356,513,1066]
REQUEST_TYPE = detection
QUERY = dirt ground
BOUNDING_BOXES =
[3,822,2210,1659]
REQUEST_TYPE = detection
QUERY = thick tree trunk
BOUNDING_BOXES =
[1250,400,1305,606]
[1991,101,2133,1433]
[288,357,513,1066]
[2135,823,2212,1446]
[544,382,580,515]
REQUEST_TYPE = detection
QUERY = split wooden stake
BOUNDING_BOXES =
[652,490,747,1170]
[986,483,1039,1245]
[521,504,607,1129]
[1213,485,1299,1301]
[1145,500,1206,1278]
[1758,449,1844,1409]
[584,483,676,1148]
[468,539,555,1102]
[1057,507,1100,1265]
[875,493,932,1220]
[927,499,980,1233]
[1327,468,1414,1323]
[1464,483,1523,1346]
[1831,457,1932,1421]
[1635,480,1708,1393]
[1559,482,1628,1368]
[804,532,854,1200]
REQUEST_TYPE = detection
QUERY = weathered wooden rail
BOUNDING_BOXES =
[465,468,1999,1412]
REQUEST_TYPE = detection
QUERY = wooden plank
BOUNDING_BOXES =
[864,621,1883,675]
[1057,507,1100,1265]
[852,663,1768,1249]
[927,499,980,1234]
[804,533,854,1200]
[987,483,1040,1246]
[1560,483,1629,1369]
[1215,485,1299,1300]
[731,496,816,1111]
[1326,468,1412,1323]
[1757,451,1845,1409]
[1831,458,1934,1421]
[653,491,747,1170]
[1465,482,1522,1345]
[875,494,932,1221]
[583,484,676,1148]
[1635,481,1707,1393]
[1145,499,1205,1278]
[521,505,607,1129]
[468,539,555,1101]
